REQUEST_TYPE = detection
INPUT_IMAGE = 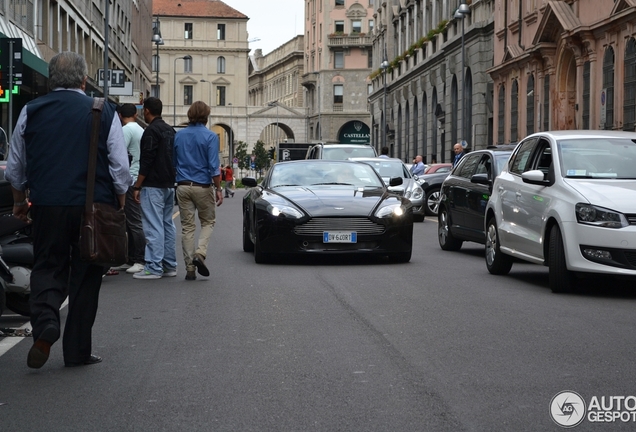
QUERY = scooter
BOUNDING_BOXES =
[0,214,32,318]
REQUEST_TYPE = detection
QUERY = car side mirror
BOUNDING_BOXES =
[470,173,491,186]
[389,177,403,187]
[521,169,549,185]
[242,177,257,187]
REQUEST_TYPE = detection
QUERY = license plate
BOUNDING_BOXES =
[323,231,357,243]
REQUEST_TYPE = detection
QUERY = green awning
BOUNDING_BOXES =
[23,48,48,77]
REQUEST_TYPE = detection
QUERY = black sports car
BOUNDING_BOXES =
[241,160,414,263]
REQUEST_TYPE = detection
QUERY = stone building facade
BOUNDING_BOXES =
[489,0,636,143]
[368,0,495,164]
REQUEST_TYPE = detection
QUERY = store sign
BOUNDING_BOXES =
[339,121,370,144]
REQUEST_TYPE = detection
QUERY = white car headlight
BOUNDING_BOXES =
[411,186,423,200]
[376,204,405,218]
[575,203,628,228]
[267,203,304,219]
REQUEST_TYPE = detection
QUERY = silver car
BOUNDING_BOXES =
[351,157,425,222]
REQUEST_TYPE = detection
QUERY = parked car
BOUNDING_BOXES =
[437,145,517,250]
[417,163,453,216]
[350,157,425,222]
[305,143,377,160]
[241,160,413,263]
[484,130,636,293]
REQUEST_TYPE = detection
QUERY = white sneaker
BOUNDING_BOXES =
[126,263,145,274]
[132,270,161,280]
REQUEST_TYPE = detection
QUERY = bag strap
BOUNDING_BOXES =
[86,97,105,212]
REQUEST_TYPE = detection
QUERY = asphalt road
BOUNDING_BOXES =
[1,189,636,431]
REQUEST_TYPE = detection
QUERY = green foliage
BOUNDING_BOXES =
[234,141,248,171]
[253,140,270,173]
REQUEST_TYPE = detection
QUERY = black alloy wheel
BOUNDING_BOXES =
[438,207,463,251]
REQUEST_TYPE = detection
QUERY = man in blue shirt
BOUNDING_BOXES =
[411,155,426,176]
[453,142,466,167]
[173,101,223,281]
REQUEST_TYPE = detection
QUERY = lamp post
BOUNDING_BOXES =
[380,45,390,154]
[455,2,471,146]
[174,54,192,127]
[152,18,164,97]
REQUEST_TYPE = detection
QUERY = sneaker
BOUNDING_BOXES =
[185,270,196,281]
[114,263,132,271]
[126,263,145,274]
[162,268,177,277]
[132,270,161,280]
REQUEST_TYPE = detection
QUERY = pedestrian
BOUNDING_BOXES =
[114,103,146,275]
[453,142,466,167]
[411,155,426,176]
[131,97,178,279]
[4,51,131,368]
[379,146,390,158]
[173,101,223,281]
[224,164,234,197]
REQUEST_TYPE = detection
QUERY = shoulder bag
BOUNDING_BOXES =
[79,97,128,267]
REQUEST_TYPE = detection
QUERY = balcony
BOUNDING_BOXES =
[301,73,318,89]
[327,33,372,48]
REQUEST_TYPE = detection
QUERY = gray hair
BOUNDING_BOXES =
[48,52,88,90]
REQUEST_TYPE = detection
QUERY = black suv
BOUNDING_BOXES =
[437,145,517,251]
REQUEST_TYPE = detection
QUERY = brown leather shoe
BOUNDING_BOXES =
[27,325,59,369]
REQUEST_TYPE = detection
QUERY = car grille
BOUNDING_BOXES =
[627,214,636,225]
[294,217,385,236]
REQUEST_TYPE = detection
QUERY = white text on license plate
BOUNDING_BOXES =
[323,232,357,243]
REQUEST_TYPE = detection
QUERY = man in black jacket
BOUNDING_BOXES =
[131,97,177,279]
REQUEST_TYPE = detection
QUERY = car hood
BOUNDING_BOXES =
[274,186,388,217]
[564,179,636,212]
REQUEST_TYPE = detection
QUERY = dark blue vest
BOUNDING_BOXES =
[24,90,117,206]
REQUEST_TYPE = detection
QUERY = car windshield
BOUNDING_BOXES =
[558,138,636,179]
[360,160,410,179]
[494,153,513,175]
[268,161,384,188]
[322,146,376,160]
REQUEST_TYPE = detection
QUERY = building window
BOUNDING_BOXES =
[368,48,373,68]
[464,69,473,146]
[451,75,458,147]
[603,47,615,130]
[152,54,159,72]
[352,20,362,34]
[184,85,193,105]
[334,51,344,68]
[218,24,226,40]
[543,75,550,131]
[336,0,344,6]
[334,84,343,104]
[422,93,428,159]
[498,85,505,144]
[151,85,160,99]
[335,20,345,33]
[583,62,591,129]
[510,80,518,143]
[624,39,636,131]
[218,56,226,74]
[527,74,535,136]
[369,20,374,34]
[184,57,192,73]
[217,86,226,106]
[185,23,193,39]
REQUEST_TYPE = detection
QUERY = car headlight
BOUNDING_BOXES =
[376,204,405,218]
[575,203,628,228]
[411,186,423,200]
[266,203,304,219]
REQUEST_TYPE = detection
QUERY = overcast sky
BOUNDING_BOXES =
[225,0,305,55]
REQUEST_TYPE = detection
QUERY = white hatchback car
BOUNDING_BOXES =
[485,130,636,293]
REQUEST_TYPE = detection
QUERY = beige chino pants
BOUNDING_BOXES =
[176,185,216,272]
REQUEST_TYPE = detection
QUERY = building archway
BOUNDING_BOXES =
[556,47,577,130]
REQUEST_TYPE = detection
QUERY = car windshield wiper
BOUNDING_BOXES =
[311,182,354,186]
[271,184,300,188]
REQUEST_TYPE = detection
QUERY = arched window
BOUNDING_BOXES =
[397,105,403,159]
[464,68,473,146]
[405,102,411,161]
[511,79,518,142]
[624,39,636,130]
[527,75,535,136]
[603,46,615,129]
[543,75,550,131]
[498,85,505,144]
[451,75,458,147]
[413,96,419,160]
[217,56,226,74]
[422,93,428,160]
[583,62,591,129]
[432,88,438,161]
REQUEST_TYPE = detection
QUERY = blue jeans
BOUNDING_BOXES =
[140,187,177,275]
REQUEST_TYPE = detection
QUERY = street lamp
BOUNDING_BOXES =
[199,79,212,104]
[174,54,192,127]
[152,17,164,97]
[455,2,471,146]
[380,45,390,154]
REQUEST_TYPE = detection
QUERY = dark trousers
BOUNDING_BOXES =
[125,186,145,264]
[30,205,104,363]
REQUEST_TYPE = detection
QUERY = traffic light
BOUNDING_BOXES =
[268,147,275,159]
